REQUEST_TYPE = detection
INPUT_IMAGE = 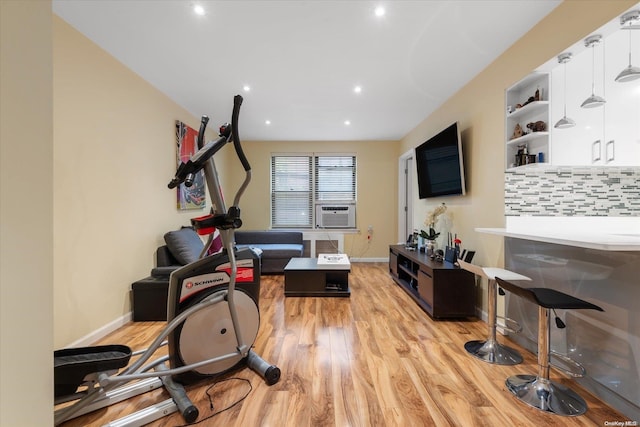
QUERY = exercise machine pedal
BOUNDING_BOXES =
[54,345,131,399]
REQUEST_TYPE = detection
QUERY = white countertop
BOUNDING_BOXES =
[476,227,640,251]
[476,217,640,251]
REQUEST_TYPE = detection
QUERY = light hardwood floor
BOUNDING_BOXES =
[60,263,629,426]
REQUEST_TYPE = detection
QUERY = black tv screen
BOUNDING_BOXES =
[415,122,466,199]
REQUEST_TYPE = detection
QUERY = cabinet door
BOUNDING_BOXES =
[603,30,640,166]
[550,48,596,166]
[389,251,398,277]
[551,29,640,166]
[418,269,434,308]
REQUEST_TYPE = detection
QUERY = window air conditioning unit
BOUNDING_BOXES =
[316,204,356,229]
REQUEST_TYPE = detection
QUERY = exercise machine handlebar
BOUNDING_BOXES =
[196,115,209,150]
[167,95,250,188]
[231,95,251,172]
[167,125,231,190]
[168,95,252,232]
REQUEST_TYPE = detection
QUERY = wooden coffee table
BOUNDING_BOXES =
[284,256,350,297]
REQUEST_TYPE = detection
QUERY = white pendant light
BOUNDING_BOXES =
[554,52,576,129]
[615,10,640,83]
[581,35,606,108]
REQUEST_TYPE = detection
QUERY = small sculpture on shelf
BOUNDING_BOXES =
[510,123,524,140]
[514,88,541,110]
[526,121,547,132]
[515,144,536,166]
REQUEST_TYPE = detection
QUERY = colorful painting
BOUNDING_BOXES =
[176,120,206,210]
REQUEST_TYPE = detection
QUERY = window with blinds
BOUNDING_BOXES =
[271,155,313,228]
[271,154,356,228]
[315,156,356,201]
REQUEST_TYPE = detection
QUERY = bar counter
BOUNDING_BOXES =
[477,224,640,420]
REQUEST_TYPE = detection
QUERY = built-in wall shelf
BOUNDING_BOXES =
[507,131,549,147]
[506,101,549,120]
[505,162,555,172]
[505,72,550,169]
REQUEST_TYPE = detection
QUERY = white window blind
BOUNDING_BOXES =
[315,156,356,201]
[271,154,356,228]
[271,155,313,228]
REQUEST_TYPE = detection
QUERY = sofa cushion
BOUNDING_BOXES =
[236,243,302,259]
[164,227,204,265]
[235,231,303,245]
[156,245,179,267]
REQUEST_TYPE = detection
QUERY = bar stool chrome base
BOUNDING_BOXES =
[457,259,530,366]
[506,374,587,416]
[464,339,523,365]
[496,277,604,417]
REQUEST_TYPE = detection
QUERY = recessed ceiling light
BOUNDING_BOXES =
[243,85,251,92]
[344,120,351,126]
[354,85,362,94]
[265,120,271,125]
[193,4,205,16]
[374,6,386,17]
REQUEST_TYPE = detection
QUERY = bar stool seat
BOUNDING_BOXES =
[457,259,530,365]
[496,277,604,417]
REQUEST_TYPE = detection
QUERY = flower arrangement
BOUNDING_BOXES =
[420,203,447,241]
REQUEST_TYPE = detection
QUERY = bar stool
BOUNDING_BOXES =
[457,259,530,365]
[496,277,604,416]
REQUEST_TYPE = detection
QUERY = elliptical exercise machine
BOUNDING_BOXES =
[54,95,280,426]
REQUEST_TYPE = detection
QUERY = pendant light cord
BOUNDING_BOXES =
[591,43,596,95]
[563,60,568,117]
[629,30,634,66]
[602,39,606,142]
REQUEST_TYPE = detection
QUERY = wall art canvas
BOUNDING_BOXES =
[175,120,206,210]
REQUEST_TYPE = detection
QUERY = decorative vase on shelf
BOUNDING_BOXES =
[426,240,436,257]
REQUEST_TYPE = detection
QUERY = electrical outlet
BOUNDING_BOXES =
[367,225,373,233]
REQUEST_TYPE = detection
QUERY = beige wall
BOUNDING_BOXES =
[1,1,54,425]
[231,140,398,259]
[53,17,228,347]
[400,0,636,310]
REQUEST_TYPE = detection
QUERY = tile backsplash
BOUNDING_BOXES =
[505,167,640,216]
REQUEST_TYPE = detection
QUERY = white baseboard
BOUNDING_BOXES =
[477,307,486,322]
[66,312,132,348]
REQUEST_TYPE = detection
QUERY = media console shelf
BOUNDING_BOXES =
[389,245,475,319]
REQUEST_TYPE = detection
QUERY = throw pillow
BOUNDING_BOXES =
[164,227,204,265]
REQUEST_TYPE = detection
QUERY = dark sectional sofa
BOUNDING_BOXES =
[156,228,304,275]
[153,228,304,275]
[131,228,303,321]
[234,230,304,274]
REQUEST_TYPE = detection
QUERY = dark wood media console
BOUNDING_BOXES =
[389,245,475,319]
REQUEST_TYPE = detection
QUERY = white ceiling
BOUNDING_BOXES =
[53,0,561,141]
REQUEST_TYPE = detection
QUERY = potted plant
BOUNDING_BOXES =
[420,203,447,256]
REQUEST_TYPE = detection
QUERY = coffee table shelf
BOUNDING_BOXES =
[284,257,350,297]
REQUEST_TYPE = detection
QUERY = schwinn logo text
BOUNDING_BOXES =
[180,272,230,302]
[188,276,225,288]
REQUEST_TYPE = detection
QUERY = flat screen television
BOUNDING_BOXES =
[415,122,466,199]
